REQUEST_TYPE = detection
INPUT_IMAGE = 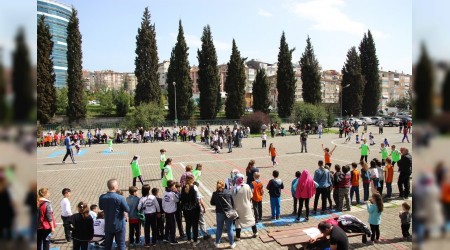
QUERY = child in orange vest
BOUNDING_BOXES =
[384,157,394,199]
[350,162,361,204]
[251,172,264,222]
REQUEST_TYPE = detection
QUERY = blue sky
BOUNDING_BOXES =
[59,0,412,73]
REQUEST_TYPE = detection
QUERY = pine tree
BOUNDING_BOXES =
[197,25,220,119]
[360,30,381,116]
[66,8,86,122]
[300,36,322,104]
[0,48,8,123]
[443,70,450,112]
[276,32,296,118]
[166,20,193,120]
[37,16,57,124]
[224,39,247,119]
[252,68,270,113]
[414,44,434,120]
[12,28,34,122]
[134,7,160,106]
[341,47,365,117]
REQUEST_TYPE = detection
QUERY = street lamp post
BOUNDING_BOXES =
[173,82,178,127]
[341,84,350,118]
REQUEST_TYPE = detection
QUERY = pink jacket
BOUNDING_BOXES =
[295,170,316,199]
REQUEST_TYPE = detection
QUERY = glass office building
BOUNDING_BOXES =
[37,0,72,88]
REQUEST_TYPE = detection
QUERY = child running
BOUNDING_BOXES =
[130,155,144,186]
[322,144,337,167]
[367,193,384,244]
[268,143,278,167]
[345,129,354,143]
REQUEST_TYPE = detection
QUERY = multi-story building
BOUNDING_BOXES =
[84,70,137,92]
[37,0,72,88]
[158,60,170,90]
[379,70,411,108]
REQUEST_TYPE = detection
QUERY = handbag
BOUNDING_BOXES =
[219,196,239,220]
[137,197,148,223]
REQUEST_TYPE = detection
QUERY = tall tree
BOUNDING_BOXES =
[197,25,220,119]
[360,30,381,115]
[123,73,130,93]
[166,20,193,120]
[443,70,450,112]
[224,39,247,119]
[66,8,86,122]
[414,44,434,120]
[12,28,34,122]
[252,68,270,113]
[37,16,57,124]
[134,7,160,106]
[341,47,365,117]
[276,31,296,118]
[0,48,9,123]
[300,36,322,104]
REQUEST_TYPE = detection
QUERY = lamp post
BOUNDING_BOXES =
[173,82,178,126]
[341,84,350,118]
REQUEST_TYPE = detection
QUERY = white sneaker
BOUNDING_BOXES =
[230,242,236,249]
[192,241,200,246]
[214,242,220,248]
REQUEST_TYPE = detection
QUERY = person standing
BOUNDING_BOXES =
[87,130,92,147]
[162,180,179,245]
[98,179,130,250]
[130,155,144,187]
[37,188,56,250]
[245,160,259,188]
[162,158,174,188]
[300,130,308,153]
[378,120,384,134]
[210,180,236,249]
[138,184,161,247]
[397,148,412,199]
[180,175,201,246]
[160,149,167,179]
[62,133,76,164]
[60,188,72,243]
[295,170,316,222]
[233,174,258,241]
[261,132,267,148]
[359,139,370,163]
[68,202,94,250]
[267,170,284,220]
[313,161,332,214]
[402,126,410,143]
[322,144,337,167]
[126,186,141,247]
[318,123,323,139]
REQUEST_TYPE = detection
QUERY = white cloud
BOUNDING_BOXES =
[258,9,273,17]
[287,0,387,38]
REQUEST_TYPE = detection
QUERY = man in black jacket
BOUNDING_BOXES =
[397,147,412,199]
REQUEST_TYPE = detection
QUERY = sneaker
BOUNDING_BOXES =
[72,161,77,164]
[253,232,259,238]
[144,244,150,248]
[214,242,220,248]
[367,241,374,245]
[230,242,236,249]
[276,216,280,220]
[304,217,309,222]
[187,239,192,244]
[192,241,200,246]
[295,217,300,221]
[170,241,179,245]
[163,238,170,243]
[151,243,157,246]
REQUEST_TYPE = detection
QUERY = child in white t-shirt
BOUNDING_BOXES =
[92,211,105,246]
[261,132,267,148]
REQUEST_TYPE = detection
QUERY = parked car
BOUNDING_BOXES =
[396,112,411,119]
[348,118,362,126]
[359,117,373,125]
[333,118,343,127]
[383,117,401,127]
[371,116,384,125]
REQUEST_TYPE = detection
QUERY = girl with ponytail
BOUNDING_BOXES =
[68,201,94,250]
[37,188,55,250]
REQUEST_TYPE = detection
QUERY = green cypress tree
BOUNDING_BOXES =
[0,48,9,123]
[66,8,86,122]
[12,28,34,122]
[341,47,365,117]
[224,39,247,119]
[414,44,434,120]
[360,30,381,116]
[134,7,160,106]
[37,16,57,124]
[166,20,193,120]
[252,68,270,113]
[276,32,296,118]
[300,36,322,104]
[443,70,450,112]
[197,25,220,119]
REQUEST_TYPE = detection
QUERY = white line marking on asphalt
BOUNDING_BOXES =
[179,162,213,198]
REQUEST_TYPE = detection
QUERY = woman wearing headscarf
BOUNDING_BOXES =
[295,170,316,222]
[232,173,258,241]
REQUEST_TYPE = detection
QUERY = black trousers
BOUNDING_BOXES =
[184,208,200,242]
[72,239,88,250]
[129,222,140,244]
[133,176,144,186]
[370,224,380,241]
[297,198,310,219]
[360,155,368,163]
[61,216,71,241]
[293,197,299,214]
[262,140,266,148]
[377,180,384,195]
[401,223,411,237]
[236,226,257,238]
[37,229,51,250]
[165,212,176,242]
[175,208,184,237]
[314,187,328,212]
[253,200,262,221]
[157,214,165,240]
[144,213,157,244]
[63,148,74,162]
[398,172,411,198]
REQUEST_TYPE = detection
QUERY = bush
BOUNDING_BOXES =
[269,113,282,125]
[56,87,68,115]
[240,111,271,134]
[122,102,166,129]
[115,90,130,117]
[290,102,328,126]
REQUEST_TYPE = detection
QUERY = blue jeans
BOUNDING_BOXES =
[270,197,281,217]
[363,183,370,201]
[386,182,392,197]
[215,212,234,245]
[104,227,126,250]
[228,142,232,152]
[350,186,360,203]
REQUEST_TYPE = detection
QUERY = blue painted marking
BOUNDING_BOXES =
[102,149,127,155]
[206,221,266,236]
[47,150,65,158]
[75,149,88,156]
[50,248,60,250]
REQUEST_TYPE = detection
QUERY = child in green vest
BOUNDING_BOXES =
[130,155,144,186]
[379,143,389,166]
[192,164,202,181]
[389,145,401,168]
[162,158,174,188]
[108,137,113,153]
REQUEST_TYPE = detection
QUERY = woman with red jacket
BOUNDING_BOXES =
[295,170,316,222]
[37,188,56,250]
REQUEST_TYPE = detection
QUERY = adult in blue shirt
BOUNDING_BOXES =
[62,133,76,164]
[87,130,92,147]
[99,179,130,250]
[313,160,332,214]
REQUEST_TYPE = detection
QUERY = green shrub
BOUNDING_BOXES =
[290,102,328,126]
[122,102,165,129]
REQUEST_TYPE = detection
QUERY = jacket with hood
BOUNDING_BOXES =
[267,178,284,198]
[295,170,316,199]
